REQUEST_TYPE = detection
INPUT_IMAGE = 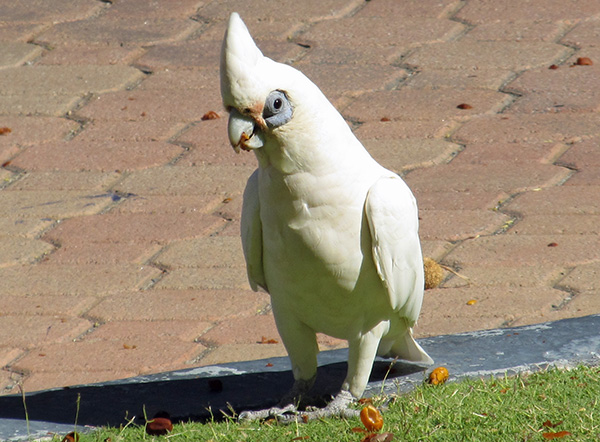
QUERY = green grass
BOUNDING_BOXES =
[74,365,599,441]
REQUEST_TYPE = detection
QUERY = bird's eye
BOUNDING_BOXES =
[263,90,293,128]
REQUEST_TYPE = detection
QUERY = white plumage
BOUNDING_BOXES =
[220,13,432,418]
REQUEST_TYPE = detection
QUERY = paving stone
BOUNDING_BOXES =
[462,20,569,42]
[403,41,570,71]
[153,236,245,269]
[0,316,91,348]
[445,234,600,268]
[442,265,566,289]
[564,166,600,186]
[198,343,288,366]
[0,349,24,370]
[196,0,362,23]
[113,195,225,216]
[403,68,515,90]
[455,0,600,23]
[174,119,257,167]
[0,294,97,316]
[115,165,253,197]
[353,120,455,141]
[558,139,600,168]
[293,62,406,98]
[0,237,54,267]
[155,267,251,291]
[88,289,270,323]
[36,17,200,47]
[0,218,53,238]
[562,19,600,48]
[37,45,145,66]
[74,120,186,143]
[505,64,600,113]
[513,214,600,235]
[343,88,511,123]
[417,286,567,337]
[13,171,122,191]
[559,262,600,293]
[414,189,506,211]
[10,140,184,172]
[0,94,82,117]
[557,291,600,319]
[0,264,161,296]
[0,66,145,97]
[87,320,211,343]
[0,191,113,219]
[103,0,203,19]
[421,240,456,262]
[357,0,461,18]
[18,370,138,395]
[77,89,221,123]
[419,209,511,241]
[450,142,566,166]
[0,42,43,68]
[300,18,465,65]
[45,242,161,265]
[135,68,219,91]
[1,0,103,22]
[0,117,78,149]
[137,39,302,71]
[12,338,203,377]
[453,113,600,144]
[363,139,461,174]
[200,315,281,347]
[503,186,600,215]
[0,22,49,42]
[405,162,570,193]
[43,212,223,246]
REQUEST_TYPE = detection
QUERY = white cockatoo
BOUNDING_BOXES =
[220,12,433,420]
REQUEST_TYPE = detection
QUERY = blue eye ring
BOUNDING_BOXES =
[263,90,293,128]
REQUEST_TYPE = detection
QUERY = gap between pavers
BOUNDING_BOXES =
[0,314,598,441]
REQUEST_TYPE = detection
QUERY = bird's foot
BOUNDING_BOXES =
[238,403,298,421]
[300,390,358,421]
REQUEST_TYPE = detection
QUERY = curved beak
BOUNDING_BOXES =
[227,108,265,153]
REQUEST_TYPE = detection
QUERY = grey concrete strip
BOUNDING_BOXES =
[1,314,598,441]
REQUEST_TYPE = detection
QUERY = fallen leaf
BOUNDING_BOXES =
[457,103,473,110]
[222,197,232,203]
[360,405,383,432]
[542,431,571,440]
[202,110,220,120]
[380,117,391,122]
[549,64,559,70]
[575,57,593,66]
[428,367,449,385]
[0,127,11,135]
[61,432,80,442]
[547,242,558,247]
[258,336,279,344]
[543,420,564,428]
[466,299,477,305]
[122,343,137,350]
[266,362,273,367]
[146,416,173,435]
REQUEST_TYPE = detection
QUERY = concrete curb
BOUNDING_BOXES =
[1,314,598,441]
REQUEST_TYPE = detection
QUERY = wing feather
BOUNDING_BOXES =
[365,176,424,324]
[241,169,267,291]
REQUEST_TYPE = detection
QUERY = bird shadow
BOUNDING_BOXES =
[0,359,425,427]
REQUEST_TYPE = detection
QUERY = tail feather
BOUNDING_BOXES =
[378,329,433,365]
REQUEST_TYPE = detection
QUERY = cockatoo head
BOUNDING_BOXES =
[220,13,352,169]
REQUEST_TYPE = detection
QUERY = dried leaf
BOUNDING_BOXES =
[146,417,173,435]
[202,110,220,120]
[542,431,571,440]
[360,405,383,432]
[457,103,473,110]
[428,367,449,385]
[380,117,391,122]
[258,336,279,344]
[575,57,593,66]
[466,299,477,305]
[61,432,80,442]
[0,127,11,135]
[548,242,558,247]
[549,64,559,70]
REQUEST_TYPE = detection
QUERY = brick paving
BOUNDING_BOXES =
[0,0,599,395]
